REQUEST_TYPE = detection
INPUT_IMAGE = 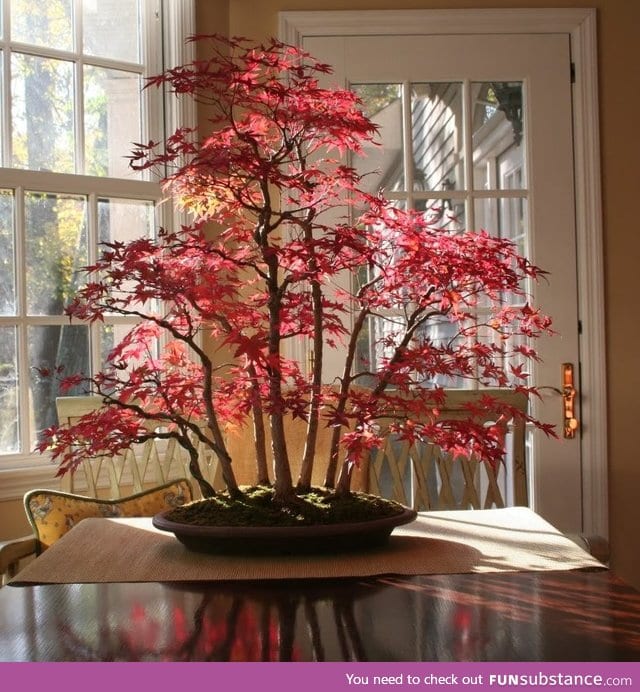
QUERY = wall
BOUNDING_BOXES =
[196,0,640,589]
[0,498,30,537]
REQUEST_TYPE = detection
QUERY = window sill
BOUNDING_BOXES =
[0,459,61,501]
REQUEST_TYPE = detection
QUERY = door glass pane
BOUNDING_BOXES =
[416,197,465,231]
[351,84,404,193]
[500,196,527,248]
[84,66,142,178]
[414,318,468,389]
[29,325,90,447]
[411,83,464,192]
[83,0,141,64]
[351,82,466,194]
[11,54,76,173]
[474,197,529,305]
[0,326,19,454]
[472,81,525,190]
[11,0,73,51]
[474,197,528,256]
[25,192,88,315]
[0,190,15,315]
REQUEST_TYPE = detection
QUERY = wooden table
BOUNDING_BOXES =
[2,508,639,663]
[1,568,640,661]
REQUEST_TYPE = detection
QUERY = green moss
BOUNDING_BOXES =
[165,485,406,527]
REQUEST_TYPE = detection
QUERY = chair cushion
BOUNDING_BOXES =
[25,479,193,551]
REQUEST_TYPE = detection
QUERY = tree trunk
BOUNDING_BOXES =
[323,307,370,488]
[297,277,323,491]
[248,364,270,485]
[271,407,294,500]
[187,445,217,498]
[265,255,295,501]
[203,416,239,496]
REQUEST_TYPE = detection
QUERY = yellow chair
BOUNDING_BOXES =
[0,535,36,583]
[0,478,192,583]
[25,479,192,552]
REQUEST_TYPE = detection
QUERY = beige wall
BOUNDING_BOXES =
[0,498,30,537]
[2,0,638,592]
[206,0,640,589]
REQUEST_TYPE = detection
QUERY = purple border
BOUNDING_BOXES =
[1,662,638,691]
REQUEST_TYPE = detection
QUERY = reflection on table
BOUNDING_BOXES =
[1,570,639,661]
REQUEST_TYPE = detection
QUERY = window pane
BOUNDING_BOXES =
[99,323,159,368]
[12,54,76,173]
[0,190,15,315]
[351,84,404,193]
[98,197,154,244]
[29,324,90,448]
[11,0,73,51]
[84,66,142,177]
[25,192,87,315]
[411,83,464,191]
[472,82,525,190]
[100,323,120,366]
[0,327,19,454]
[83,0,141,64]
[98,197,156,313]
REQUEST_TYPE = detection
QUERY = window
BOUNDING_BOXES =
[0,0,193,482]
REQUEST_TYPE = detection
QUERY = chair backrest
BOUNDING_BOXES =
[56,389,528,510]
[363,388,528,510]
[226,387,527,510]
[55,396,223,499]
[24,479,193,551]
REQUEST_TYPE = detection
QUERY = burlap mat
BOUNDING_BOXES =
[10,507,602,585]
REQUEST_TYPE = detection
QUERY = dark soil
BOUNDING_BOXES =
[164,485,407,527]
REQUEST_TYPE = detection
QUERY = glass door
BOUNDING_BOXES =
[304,33,581,532]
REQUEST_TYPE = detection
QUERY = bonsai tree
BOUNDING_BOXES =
[39,35,553,510]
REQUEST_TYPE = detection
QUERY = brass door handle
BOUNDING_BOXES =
[562,363,579,438]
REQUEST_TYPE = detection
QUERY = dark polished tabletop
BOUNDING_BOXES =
[1,568,639,662]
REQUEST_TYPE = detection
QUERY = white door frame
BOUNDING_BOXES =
[279,8,607,539]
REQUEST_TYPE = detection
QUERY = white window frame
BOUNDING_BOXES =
[279,8,607,539]
[0,0,196,499]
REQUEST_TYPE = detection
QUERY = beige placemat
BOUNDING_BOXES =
[10,507,603,585]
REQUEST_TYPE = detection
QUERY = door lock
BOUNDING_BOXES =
[562,363,579,438]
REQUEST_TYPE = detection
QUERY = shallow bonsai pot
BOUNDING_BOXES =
[152,506,417,555]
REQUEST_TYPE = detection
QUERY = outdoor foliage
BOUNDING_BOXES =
[38,35,554,503]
